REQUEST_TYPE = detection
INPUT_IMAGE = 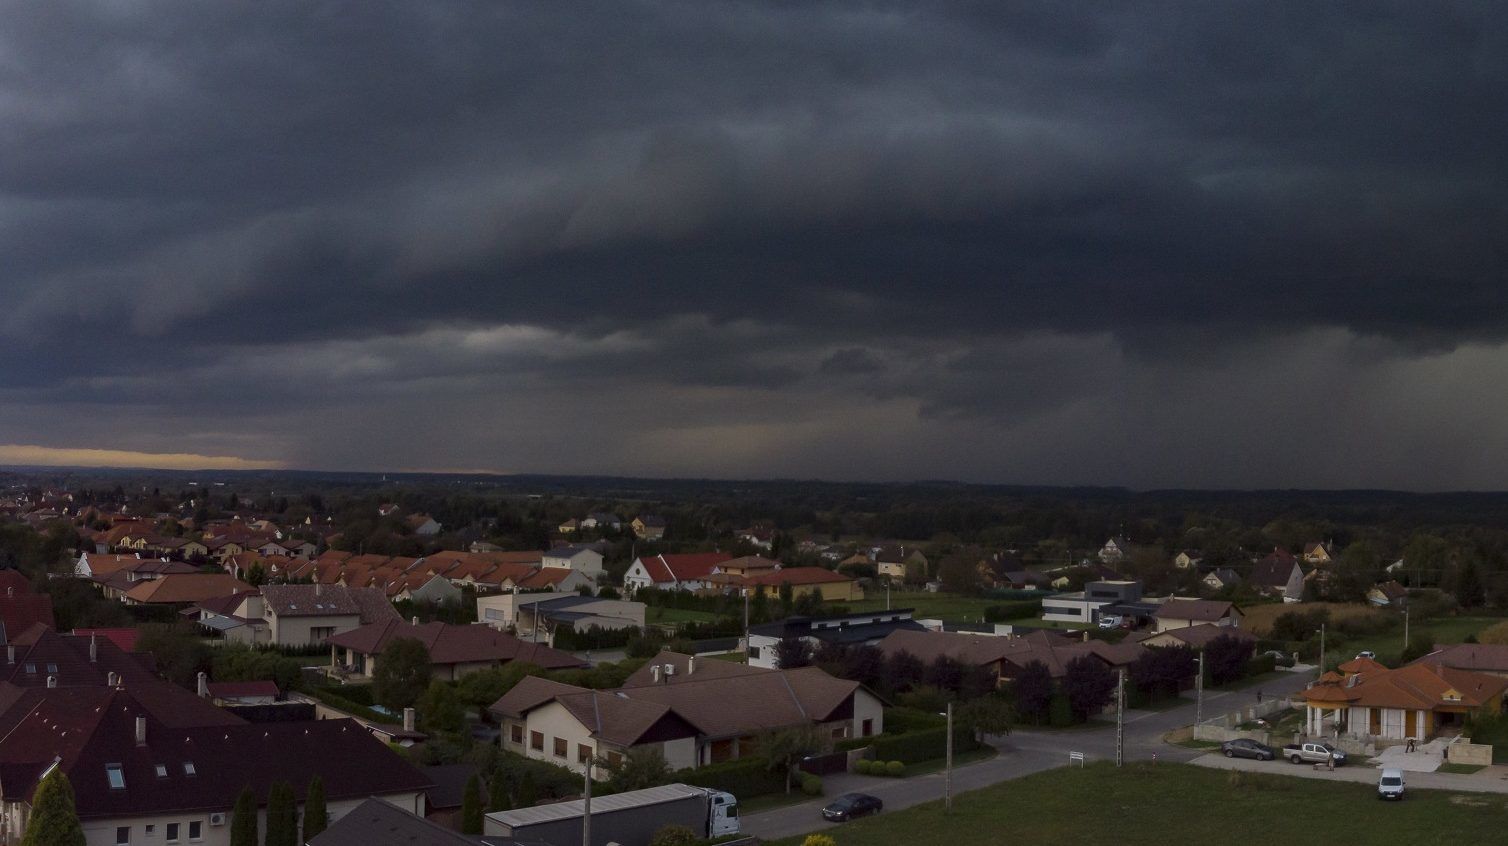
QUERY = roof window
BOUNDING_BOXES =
[106,764,125,790]
[154,764,167,778]
[182,761,196,777]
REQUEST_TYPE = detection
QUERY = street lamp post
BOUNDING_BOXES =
[944,702,954,812]
[1317,623,1326,674]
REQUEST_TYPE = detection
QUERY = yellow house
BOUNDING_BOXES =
[747,567,863,602]
[1299,658,1508,741]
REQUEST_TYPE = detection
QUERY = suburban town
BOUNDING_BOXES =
[4,4,1504,846]
[1,473,1508,846]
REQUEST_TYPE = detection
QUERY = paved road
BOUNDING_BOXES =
[741,670,1315,842]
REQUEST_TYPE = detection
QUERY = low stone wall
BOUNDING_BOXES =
[1192,698,1293,743]
[1449,740,1494,767]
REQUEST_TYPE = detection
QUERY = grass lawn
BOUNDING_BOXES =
[836,591,1001,623]
[1343,615,1504,666]
[1439,763,1487,775]
[645,606,721,624]
[895,747,998,777]
[769,761,1508,846]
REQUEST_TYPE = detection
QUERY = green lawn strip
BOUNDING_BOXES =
[836,592,1000,623]
[891,747,998,777]
[768,761,1508,846]
[646,606,721,624]
[1439,763,1487,775]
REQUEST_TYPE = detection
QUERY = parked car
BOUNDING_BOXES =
[1356,650,1376,660]
[1283,741,1347,766]
[822,793,883,822]
[1221,739,1276,761]
[1378,768,1405,800]
[1098,615,1122,629]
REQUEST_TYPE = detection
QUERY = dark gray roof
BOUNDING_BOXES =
[422,763,481,810]
[750,611,925,645]
[310,798,482,846]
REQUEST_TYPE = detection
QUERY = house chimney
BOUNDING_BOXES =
[89,635,98,663]
[402,707,416,732]
[107,671,119,687]
[46,675,57,688]
[5,587,11,597]
[197,672,209,698]
[651,665,662,684]
[6,644,13,665]
[687,655,696,675]
[135,716,147,746]
[314,582,323,596]
[411,616,419,626]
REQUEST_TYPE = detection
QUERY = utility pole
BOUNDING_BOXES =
[582,765,591,846]
[944,701,954,811]
[1115,668,1125,767]
[886,582,891,611]
[1404,609,1410,651]
[1195,650,1205,728]
[1318,623,1326,674]
[743,589,751,665]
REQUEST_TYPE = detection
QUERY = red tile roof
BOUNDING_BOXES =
[637,553,733,584]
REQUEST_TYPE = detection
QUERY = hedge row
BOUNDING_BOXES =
[845,723,982,765]
[678,756,786,798]
[304,687,385,722]
[982,599,1045,622]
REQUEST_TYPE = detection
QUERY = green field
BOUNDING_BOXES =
[1341,615,1504,666]
[771,762,1508,846]
[645,606,721,624]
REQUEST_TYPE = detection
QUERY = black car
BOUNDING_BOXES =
[822,793,883,822]
[1221,738,1276,761]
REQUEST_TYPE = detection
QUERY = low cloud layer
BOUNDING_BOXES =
[2,2,1506,488]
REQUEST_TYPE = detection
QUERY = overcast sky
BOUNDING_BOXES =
[2,2,1507,488]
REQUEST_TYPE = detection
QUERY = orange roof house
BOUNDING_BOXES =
[1298,661,1508,741]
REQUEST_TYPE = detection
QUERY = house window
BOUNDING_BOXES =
[861,718,874,737]
[510,724,524,744]
[23,663,34,674]
[188,822,201,842]
[530,731,544,751]
[604,750,623,768]
[577,744,593,764]
[106,764,126,790]
[166,823,180,843]
[145,826,155,836]
[553,737,568,758]
[748,646,760,660]
[310,627,336,642]
[115,827,130,846]
[831,727,846,740]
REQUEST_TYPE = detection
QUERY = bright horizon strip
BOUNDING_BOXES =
[0,444,285,471]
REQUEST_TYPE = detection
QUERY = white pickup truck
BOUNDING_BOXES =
[1283,741,1348,766]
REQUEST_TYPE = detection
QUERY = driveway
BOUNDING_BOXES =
[1191,751,1508,794]
[741,669,1315,841]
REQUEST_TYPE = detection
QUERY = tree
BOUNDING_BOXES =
[135,623,213,688]
[778,582,795,615]
[245,563,268,587]
[302,776,327,842]
[373,637,432,711]
[774,636,814,670]
[605,747,672,792]
[1402,631,1435,664]
[1204,634,1256,686]
[457,661,546,715]
[487,768,512,812]
[417,680,464,733]
[923,655,964,693]
[1129,645,1196,701]
[886,649,925,692]
[1011,660,1054,723]
[21,769,84,846]
[460,774,484,835]
[264,782,297,846]
[1457,560,1486,608]
[957,694,1013,740]
[759,725,823,794]
[229,788,258,846]
[1060,656,1116,722]
[936,550,979,595]
[517,771,538,807]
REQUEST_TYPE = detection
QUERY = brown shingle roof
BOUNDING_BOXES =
[1152,598,1237,623]
[124,574,252,605]
[327,621,584,669]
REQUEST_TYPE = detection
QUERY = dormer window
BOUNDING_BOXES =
[106,764,125,790]
[45,664,57,674]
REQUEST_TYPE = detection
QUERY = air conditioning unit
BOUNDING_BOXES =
[208,814,227,827]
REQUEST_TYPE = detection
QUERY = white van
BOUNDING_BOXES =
[1378,768,1405,801]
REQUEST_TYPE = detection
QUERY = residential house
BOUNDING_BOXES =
[557,518,581,535]
[1249,549,1306,603]
[1151,598,1242,633]
[490,652,883,779]
[328,620,586,681]
[875,545,928,583]
[1133,623,1257,650]
[397,573,465,607]
[631,515,667,541]
[1173,550,1204,570]
[580,512,622,532]
[122,574,252,607]
[747,609,926,669]
[1201,568,1241,592]
[1412,644,1508,678]
[416,765,484,832]
[875,628,1145,686]
[1098,536,1133,564]
[1041,580,1142,625]
[408,514,443,536]
[540,545,605,582]
[716,556,782,578]
[743,567,863,602]
[1300,660,1508,741]
[311,797,483,846]
[1367,580,1409,608]
[1303,542,1336,566]
[622,553,733,594]
[736,524,776,551]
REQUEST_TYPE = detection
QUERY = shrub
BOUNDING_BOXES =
[1478,621,1508,646]
[1048,692,1074,727]
[1246,654,1277,676]
[801,774,822,796]
[648,824,699,846]
[802,836,838,846]
[678,756,785,798]
[981,599,1044,622]
[852,759,870,775]
[885,761,904,777]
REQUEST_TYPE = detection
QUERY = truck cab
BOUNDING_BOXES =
[708,791,740,837]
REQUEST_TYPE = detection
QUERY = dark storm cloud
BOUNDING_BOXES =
[2,1,1507,485]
